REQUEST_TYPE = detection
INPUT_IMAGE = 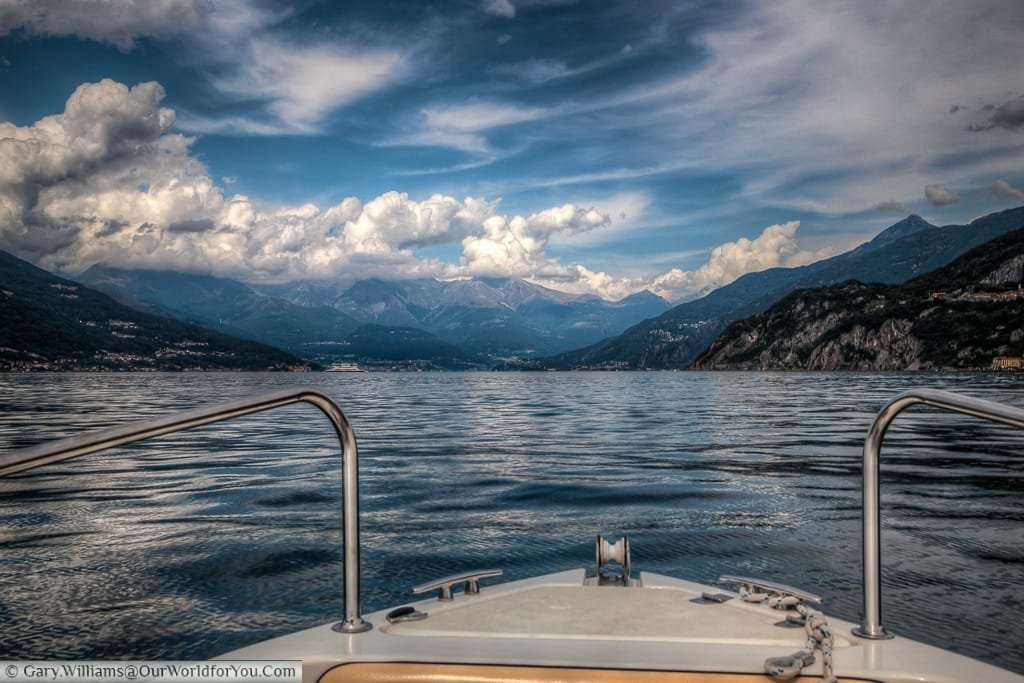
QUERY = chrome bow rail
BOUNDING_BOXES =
[855,388,1024,640]
[0,386,372,634]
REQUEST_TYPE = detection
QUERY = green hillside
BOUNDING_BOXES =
[0,251,317,372]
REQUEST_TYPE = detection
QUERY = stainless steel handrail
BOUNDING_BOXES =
[854,388,1024,640]
[0,386,372,634]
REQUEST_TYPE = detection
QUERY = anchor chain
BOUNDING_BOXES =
[738,585,837,683]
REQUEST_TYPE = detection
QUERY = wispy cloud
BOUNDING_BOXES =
[394,100,543,153]
[483,0,516,19]
[501,0,1024,214]
[487,45,637,86]
[0,0,409,136]
[182,1,409,136]
[992,179,1024,201]
[490,58,571,84]
[211,40,404,134]
[0,0,207,50]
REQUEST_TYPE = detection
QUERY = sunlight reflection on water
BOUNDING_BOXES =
[0,371,1022,672]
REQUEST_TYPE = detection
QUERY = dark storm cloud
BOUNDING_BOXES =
[967,96,1024,132]
[97,219,130,237]
[167,218,214,233]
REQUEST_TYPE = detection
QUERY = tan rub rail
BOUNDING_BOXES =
[854,388,1024,640]
[0,386,372,634]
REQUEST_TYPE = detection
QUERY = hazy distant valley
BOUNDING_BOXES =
[76,268,671,369]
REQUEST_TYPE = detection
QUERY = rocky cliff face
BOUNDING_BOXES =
[805,318,923,370]
[693,229,1024,371]
[983,253,1024,285]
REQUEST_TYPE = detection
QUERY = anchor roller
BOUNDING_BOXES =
[595,535,632,586]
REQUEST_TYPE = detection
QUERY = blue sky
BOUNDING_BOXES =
[1,0,1022,301]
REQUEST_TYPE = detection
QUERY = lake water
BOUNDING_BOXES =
[0,372,1022,673]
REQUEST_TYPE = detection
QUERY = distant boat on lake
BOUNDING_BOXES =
[325,362,365,372]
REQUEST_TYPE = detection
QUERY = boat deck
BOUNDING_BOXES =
[224,569,1023,683]
[387,572,846,647]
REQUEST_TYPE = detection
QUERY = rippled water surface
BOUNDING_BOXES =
[1,372,1022,673]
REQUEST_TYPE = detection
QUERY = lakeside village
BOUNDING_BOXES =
[929,284,1023,371]
[5,316,1022,373]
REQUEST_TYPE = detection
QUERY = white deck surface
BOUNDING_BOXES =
[223,569,1023,683]
[387,581,848,647]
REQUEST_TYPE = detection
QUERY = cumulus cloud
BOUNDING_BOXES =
[460,204,609,278]
[528,221,830,302]
[925,184,960,207]
[874,199,907,212]
[0,79,175,187]
[646,222,830,301]
[0,80,598,284]
[483,0,515,18]
[1,79,834,303]
[0,0,206,49]
[547,191,651,248]
[992,179,1024,201]
[0,80,237,271]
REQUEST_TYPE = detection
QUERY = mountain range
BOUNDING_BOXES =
[542,206,1024,369]
[693,228,1024,370]
[79,269,670,364]
[6,206,1022,371]
[79,265,364,356]
[0,251,315,372]
[259,276,672,358]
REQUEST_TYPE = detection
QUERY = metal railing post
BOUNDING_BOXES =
[0,386,372,634]
[853,388,1024,640]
